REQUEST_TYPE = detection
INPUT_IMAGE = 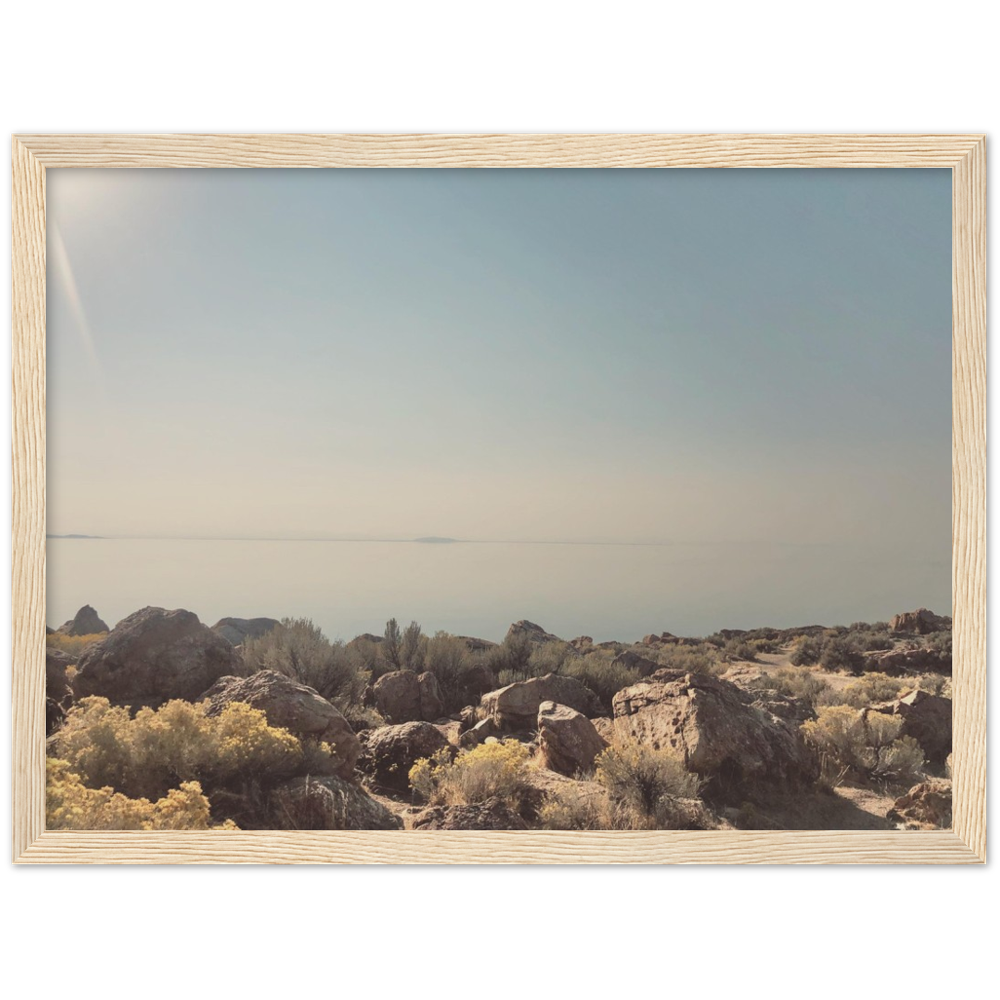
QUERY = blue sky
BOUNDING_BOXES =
[47,168,952,555]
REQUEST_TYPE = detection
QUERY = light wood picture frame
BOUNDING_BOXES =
[11,133,986,864]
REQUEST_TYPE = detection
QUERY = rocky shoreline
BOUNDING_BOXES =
[44,606,954,833]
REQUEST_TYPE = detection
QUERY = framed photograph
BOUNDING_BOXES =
[11,133,985,864]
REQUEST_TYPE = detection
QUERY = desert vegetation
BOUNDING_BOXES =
[43,605,954,832]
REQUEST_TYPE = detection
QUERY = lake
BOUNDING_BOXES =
[45,538,951,643]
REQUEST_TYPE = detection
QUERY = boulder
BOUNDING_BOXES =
[591,717,616,743]
[271,775,402,830]
[611,669,819,801]
[519,768,607,821]
[372,669,446,723]
[458,716,500,749]
[417,672,445,720]
[203,670,360,779]
[887,777,952,829]
[537,701,608,776]
[358,722,453,792]
[410,797,528,830]
[211,616,280,645]
[72,607,241,709]
[57,604,109,636]
[870,689,951,764]
[481,673,603,730]
[349,633,384,646]
[612,648,661,677]
[46,648,75,735]
[505,620,562,645]
[889,608,952,635]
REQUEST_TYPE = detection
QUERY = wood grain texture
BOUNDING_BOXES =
[15,830,982,865]
[11,138,47,862]
[951,138,988,861]
[13,133,986,169]
[10,133,987,863]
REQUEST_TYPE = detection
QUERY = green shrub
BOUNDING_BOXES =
[750,666,829,706]
[790,637,823,666]
[400,620,426,671]
[801,706,924,786]
[382,618,403,670]
[594,741,701,829]
[409,739,532,807]
[46,757,235,830]
[722,639,757,663]
[912,672,951,698]
[423,632,495,712]
[926,631,952,657]
[561,651,641,709]
[527,641,574,676]
[484,633,534,677]
[817,672,903,709]
[653,643,723,675]
[240,617,366,712]
[818,638,865,673]
[50,696,331,803]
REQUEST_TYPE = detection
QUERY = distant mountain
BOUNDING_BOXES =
[413,536,460,544]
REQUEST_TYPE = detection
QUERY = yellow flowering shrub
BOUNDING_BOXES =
[46,757,236,830]
[50,696,319,801]
[410,739,531,806]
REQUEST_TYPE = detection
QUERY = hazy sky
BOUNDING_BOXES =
[47,168,952,556]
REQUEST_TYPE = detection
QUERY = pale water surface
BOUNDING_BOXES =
[46,539,951,643]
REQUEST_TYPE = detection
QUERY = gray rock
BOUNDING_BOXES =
[612,669,819,802]
[57,604,109,636]
[211,616,281,645]
[271,775,402,830]
[73,606,240,709]
[203,670,361,779]
[537,701,607,776]
[358,721,453,792]
[481,673,603,730]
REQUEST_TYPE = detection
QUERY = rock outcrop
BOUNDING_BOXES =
[863,645,951,676]
[271,775,402,830]
[612,648,661,677]
[870,689,951,764]
[57,604,109,636]
[536,701,607,776]
[505,620,562,645]
[458,716,501,749]
[410,797,528,830]
[887,777,952,829]
[211,617,281,645]
[889,608,952,635]
[72,607,241,709]
[481,673,603,730]
[203,670,360,779]
[358,721,453,792]
[372,669,445,723]
[611,669,819,800]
